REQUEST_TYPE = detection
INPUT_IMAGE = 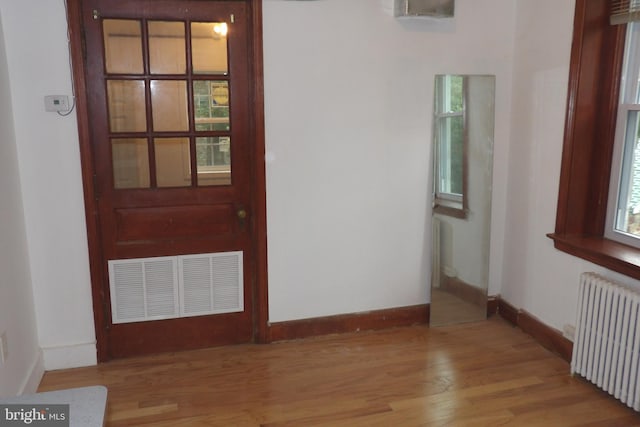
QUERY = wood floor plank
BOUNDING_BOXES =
[38,317,639,426]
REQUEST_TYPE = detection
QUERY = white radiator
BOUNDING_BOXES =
[432,216,441,288]
[571,272,640,411]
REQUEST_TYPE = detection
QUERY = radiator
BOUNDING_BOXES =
[432,217,441,288]
[571,272,640,411]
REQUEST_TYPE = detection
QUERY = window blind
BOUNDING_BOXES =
[611,0,640,25]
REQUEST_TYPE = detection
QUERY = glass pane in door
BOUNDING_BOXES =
[150,80,189,132]
[111,138,150,189]
[194,80,230,131]
[148,21,186,75]
[103,19,144,74]
[155,138,192,187]
[196,137,231,186]
[107,80,147,132]
[191,22,228,75]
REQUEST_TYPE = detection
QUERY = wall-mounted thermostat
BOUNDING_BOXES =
[44,95,70,112]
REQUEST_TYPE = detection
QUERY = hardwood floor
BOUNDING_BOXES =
[39,317,640,426]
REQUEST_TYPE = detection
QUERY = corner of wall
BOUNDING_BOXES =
[0,4,44,399]
[19,349,44,395]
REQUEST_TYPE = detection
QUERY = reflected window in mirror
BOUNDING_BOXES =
[433,75,467,218]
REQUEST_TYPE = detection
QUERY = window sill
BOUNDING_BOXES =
[547,233,640,280]
[433,204,467,219]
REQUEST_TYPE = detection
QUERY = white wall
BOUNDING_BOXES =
[0,0,96,370]
[500,0,640,333]
[0,10,42,396]
[263,0,515,321]
[5,0,603,379]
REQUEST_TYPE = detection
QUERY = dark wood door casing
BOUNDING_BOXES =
[66,0,269,361]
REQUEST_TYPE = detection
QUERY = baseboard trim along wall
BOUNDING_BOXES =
[268,304,429,342]
[496,297,573,363]
[20,349,44,395]
[496,297,519,326]
[487,296,499,317]
[268,297,572,364]
[41,342,97,371]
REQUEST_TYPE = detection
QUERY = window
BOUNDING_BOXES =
[433,75,467,218]
[607,22,640,246]
[549,0,640,279]
[193,80,230,132]
[196,136,231,172]
[193,81,232,182]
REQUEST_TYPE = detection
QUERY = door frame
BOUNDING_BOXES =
[66,0,269,362]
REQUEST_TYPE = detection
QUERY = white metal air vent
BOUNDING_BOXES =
[180,252,243,317]
[109,251,243,324]
[109,256,179,324]
[394,0,454,18]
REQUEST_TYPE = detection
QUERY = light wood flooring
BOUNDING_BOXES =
[39,317,640,426]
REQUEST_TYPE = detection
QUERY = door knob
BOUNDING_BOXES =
[237,208,247,220]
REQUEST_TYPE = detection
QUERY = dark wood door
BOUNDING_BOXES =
[78,0,258,359]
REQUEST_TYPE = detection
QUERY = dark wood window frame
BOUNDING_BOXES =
[547,0,640,280]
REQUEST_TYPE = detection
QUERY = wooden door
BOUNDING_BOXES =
[73,0,266,360]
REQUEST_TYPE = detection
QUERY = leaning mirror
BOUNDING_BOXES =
[430,74,495,326]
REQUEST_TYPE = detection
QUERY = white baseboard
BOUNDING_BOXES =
[19,349,44,395]
[42,342,97,371]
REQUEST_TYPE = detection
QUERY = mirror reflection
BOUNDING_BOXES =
[430,74,495,327]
